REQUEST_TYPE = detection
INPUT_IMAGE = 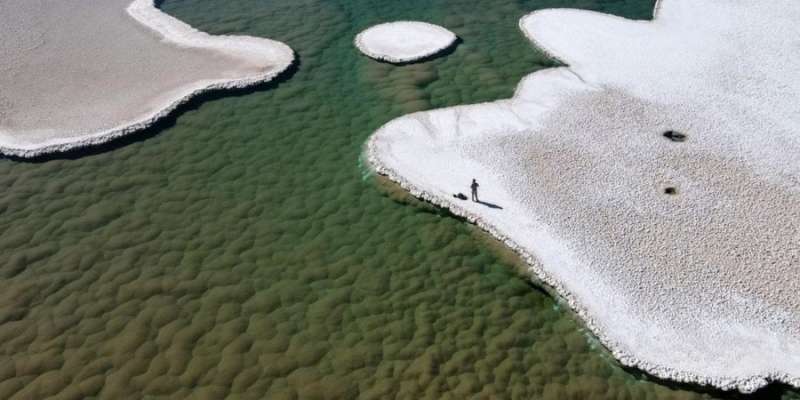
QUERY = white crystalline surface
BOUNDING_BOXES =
[0,0,293,157]
[355,21,456,63]
[368,0,800,393]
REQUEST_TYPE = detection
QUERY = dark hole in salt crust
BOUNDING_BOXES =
[664,187,677,195]
[662,130,687,142]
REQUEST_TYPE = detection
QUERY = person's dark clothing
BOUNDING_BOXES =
[470,179,479,202]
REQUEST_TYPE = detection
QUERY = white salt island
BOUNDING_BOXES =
[368,0,800,393]
[355,21,457,64]
[0,0,294,157]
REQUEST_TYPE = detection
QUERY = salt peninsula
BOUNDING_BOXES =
[355,22,457,64]
[368,0,800,393]
[0,0,293,158]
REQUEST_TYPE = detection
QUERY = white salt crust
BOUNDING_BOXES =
[355,21,457,64]
[367,0,800,393]
[0,0,293,158]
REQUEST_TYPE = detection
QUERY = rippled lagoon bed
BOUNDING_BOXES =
[1,0,798,398]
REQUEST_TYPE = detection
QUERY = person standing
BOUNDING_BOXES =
[470,178,479,202]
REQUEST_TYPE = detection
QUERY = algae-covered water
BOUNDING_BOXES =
[0,0,797,398]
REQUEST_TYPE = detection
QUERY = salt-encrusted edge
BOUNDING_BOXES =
[354,21,457,64]
[364,0,800,394]
[518,0,665,66]
[366,140,798,394]
[0,0,294,159]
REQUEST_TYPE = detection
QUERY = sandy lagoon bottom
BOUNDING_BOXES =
[0,0,797,398]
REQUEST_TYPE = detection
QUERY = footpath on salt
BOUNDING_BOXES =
[355,22,457,64]
[0,0,293,157]
[368,0,800,393]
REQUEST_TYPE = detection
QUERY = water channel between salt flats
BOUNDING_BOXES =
[0,0,798,398]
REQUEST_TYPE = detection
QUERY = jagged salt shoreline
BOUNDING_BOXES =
[366,138,798,394]
[0,0,293,158]
[366,0,800,393]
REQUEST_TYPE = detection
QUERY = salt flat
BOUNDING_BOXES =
[355,21,456,64]
[0,0,293,157]
[368,0,800,392]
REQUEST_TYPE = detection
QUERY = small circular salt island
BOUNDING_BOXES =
[355,21,457,64]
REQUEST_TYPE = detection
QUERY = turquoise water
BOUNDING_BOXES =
[0,0,797,398]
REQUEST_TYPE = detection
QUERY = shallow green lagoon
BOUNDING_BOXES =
[0,0,797,398]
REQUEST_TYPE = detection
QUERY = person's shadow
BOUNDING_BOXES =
[476,200,503,209]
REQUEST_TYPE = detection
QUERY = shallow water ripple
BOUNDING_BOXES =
[0,0,797,398]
